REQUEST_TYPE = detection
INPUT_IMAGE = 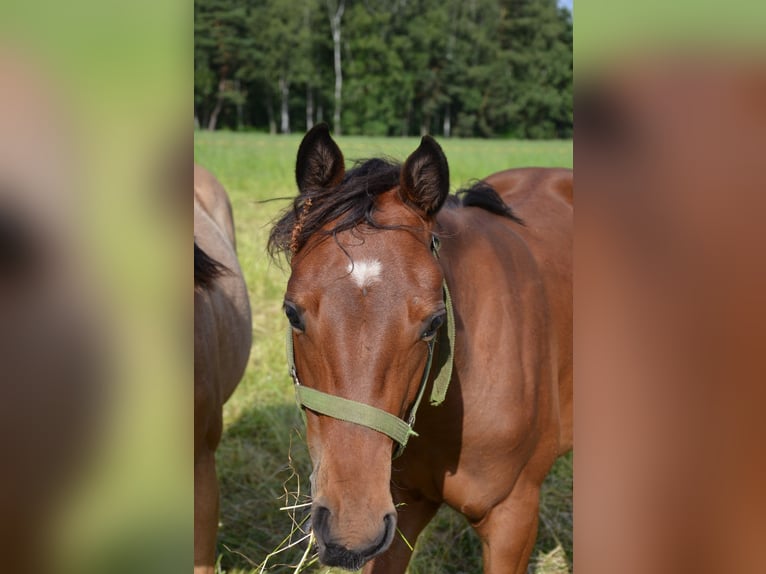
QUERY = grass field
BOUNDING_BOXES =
[193,131,573,574]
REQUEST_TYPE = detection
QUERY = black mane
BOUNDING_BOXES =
[268,159,522,259]
[194,241,228,289]
[448,181,524,225]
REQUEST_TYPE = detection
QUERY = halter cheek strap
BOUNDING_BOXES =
[285,236,455,458]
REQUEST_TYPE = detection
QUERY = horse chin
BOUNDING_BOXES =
[317,544,369,571]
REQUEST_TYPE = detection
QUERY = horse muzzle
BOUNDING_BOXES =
[312,504,397,570]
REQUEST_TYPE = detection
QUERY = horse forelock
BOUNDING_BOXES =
[269,158,404,260]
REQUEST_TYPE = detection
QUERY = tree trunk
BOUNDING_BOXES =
[235,79,243,130]
[207,80,225,131]
[327,0,345,135]
[443,104,451,138]
[279,76,290,134]
[317,103,324,123]
[402,100,412,136]
[306,86,314,130]
[266,95,276,135]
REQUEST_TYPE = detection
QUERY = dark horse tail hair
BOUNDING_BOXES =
[452,181,524,225]
[194,241,228,289]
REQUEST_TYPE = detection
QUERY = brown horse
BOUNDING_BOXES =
[194,164,252,574]
[269,124,572,573]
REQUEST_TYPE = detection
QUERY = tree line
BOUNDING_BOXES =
[195,0,572,138]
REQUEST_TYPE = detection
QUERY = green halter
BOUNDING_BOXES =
[286,236,455,458]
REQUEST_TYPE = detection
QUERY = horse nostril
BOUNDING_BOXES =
[381,512,397,546]
[312,505,331,541]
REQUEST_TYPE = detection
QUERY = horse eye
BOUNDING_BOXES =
[284,303,304,331]
[421,312,445,341]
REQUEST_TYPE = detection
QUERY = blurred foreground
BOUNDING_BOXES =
[0,0,189,571]
[576,37,766,574]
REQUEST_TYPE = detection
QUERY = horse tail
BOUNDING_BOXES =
[194,241,228,289]
[455,181,524,225]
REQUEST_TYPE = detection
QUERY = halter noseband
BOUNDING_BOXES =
[285,235,455,458]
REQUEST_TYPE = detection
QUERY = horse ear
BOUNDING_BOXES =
[400,135,450,216]
[295,123,345,193]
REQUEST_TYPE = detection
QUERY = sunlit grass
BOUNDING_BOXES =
[194,131,572,574]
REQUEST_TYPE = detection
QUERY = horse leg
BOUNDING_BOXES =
[363,492,440,574]
[473,478,542,574]
[194,446,219,574]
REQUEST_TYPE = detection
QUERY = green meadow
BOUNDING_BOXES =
[193,131,573,574]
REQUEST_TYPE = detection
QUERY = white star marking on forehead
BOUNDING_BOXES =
[346,259,382,290]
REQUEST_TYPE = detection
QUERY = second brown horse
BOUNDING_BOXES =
[194,165,251,574]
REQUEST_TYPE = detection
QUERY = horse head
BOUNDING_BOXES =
[272,124,450,569]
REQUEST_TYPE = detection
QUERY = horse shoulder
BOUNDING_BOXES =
[482,167,573,456]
